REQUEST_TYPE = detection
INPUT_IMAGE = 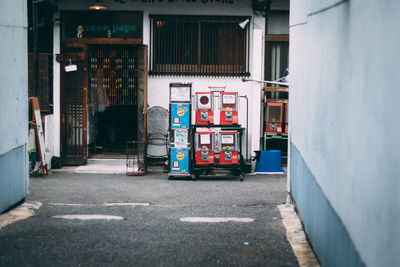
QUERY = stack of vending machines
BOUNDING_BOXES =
[263,85,289,163]
[168,83,192,179]
[193,90,245,181]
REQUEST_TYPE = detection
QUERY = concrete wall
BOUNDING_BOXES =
[289,0,400,266]
[267,13,289,35]
[0,0,29,212]
[54,0,266,162]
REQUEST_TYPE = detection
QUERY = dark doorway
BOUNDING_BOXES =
[96,106,137,151]
[87,45,139,153]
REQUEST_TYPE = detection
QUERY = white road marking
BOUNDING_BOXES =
[48,202,150,207]
[103,202,150,207]
[180,217,254,223]
[52,215,124,221]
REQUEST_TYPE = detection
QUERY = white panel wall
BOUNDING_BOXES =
[53,21,61,157]
[0,0,28,155]
[0,0,29,211]
[289,0,400,266]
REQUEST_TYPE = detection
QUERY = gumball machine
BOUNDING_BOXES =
[219,92,239,125]
[265,103,283,135]
[194,131,215,165]
[218,131,239,165]
[195,92,214,125]
[284,104,289,134]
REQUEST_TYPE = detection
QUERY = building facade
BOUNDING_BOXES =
[38,0,289,167]
[289,1,400,266]
[0,0,29,213]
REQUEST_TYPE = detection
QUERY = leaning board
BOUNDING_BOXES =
[29,97,48,177]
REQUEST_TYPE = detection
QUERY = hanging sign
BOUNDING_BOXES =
[61,11,143,39]
[65,59,77,72]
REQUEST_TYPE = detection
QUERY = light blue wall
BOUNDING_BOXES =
[0,0,29,213]
[289,1,400,266]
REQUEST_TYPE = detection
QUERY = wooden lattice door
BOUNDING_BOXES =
[58,47,88,165]
[137,45,148,143]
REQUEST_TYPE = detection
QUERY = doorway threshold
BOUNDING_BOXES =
[89,152,127,159]
[74,158,126,174]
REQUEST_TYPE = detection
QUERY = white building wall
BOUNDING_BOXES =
[0,0,28,155]
[53,20,61,157]
[55,0,266,162]
[0,0,29,212]
[289,0,400,266]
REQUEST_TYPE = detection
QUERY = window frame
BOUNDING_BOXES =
[265,35,289,84]
[149,15,251,77]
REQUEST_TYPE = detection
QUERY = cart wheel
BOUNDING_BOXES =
[168,176,173,180]
[240,175,244,182]
[193,172,200,181]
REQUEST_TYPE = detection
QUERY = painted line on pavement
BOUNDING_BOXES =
[48,202,150,207]
[104,202,150,206]
[180,217,254,223]
[52,215,124,221]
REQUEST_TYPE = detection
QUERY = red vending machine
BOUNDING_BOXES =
[195,92,214,125]
[284,104,289,134]
[218,131,239,165]
[219,92,239,125]
[195,131,215,165]
[265,103,284,135]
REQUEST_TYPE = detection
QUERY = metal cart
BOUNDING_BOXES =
[192,125,247,182]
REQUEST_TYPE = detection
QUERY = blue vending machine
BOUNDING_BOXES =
[170,147,190,174]
[168,83,192,178]
[170,103,190,129]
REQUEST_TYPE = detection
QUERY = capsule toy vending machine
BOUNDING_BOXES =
[169,146,190,174]
[194,131,215,165]
[220,92,239,125]
[284,104,289,134]
[170,103,190,129]
[218,131,239,165]
[195,92,214,125]
[265,103,284,135]
[169,83,192,178]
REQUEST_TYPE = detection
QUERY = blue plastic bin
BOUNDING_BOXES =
[255,150,284,173]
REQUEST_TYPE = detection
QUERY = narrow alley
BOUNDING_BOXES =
[0,172,298,266]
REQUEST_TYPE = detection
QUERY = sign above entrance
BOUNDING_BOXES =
[114,0,234,4]
[61,11,143,39]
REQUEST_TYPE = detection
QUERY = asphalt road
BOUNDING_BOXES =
[0,172,298,267]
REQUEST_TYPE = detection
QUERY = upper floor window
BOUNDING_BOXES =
[150,15,250,77]
[265,35,289,86]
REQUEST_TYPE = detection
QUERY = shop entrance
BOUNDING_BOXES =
[88,45,139,154]
[59,42,148,165]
